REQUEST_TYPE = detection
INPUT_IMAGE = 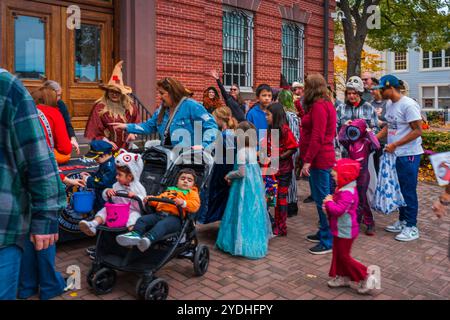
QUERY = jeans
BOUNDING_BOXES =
[133,213,181,242]
[0,245,23,300]
[396,155,421,227]
[18,237,66,300]
[309,169,333,249]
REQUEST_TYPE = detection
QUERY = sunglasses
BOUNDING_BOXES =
[230,88,238,91]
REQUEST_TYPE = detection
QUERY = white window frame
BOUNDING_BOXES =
[281,20,305,84]
[420,47,450,71]
[392,51,409,73]
[222,6,254,93]
[419,83,450,110]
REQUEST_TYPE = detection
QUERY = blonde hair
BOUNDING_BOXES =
[212,106,238,130]
[31,86,58,107]
[96,90,134,121]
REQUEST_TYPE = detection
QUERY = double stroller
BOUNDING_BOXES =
[86,145,214,300]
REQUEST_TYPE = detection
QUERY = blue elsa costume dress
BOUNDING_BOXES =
[216,147,271,259]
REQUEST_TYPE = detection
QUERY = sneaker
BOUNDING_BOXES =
[137,237,152,252]
[385,220,406,233]
[303,195,314,203]
[85,246,95,255]
[327,276,351,288]
[308,244,332,255]
[306,234,320,243]
[79,220,97,237]
[116,231,142,247]
[365,225,376,236]
[357,280,371,295]
[395,226,419,242]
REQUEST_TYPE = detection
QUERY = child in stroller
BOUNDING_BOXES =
[116,168,200,252]
[86,147,212,300]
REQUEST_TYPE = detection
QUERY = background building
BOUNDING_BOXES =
[1,0,336,130]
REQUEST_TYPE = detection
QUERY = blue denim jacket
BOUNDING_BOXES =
[127,98,218,149]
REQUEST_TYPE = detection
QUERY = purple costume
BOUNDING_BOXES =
[338,119,380,228]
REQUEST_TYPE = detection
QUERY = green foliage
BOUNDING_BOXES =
[421,130,450,165]
[367,0,450,52]
[425,111,446,125]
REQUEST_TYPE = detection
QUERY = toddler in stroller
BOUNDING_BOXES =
[79,150,146,236]
[116,168,200,252]
[86,146,212,300]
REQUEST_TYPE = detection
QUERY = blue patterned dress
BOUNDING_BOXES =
[216,147,272,259]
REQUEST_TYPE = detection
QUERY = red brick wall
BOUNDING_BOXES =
[155,0,335,107]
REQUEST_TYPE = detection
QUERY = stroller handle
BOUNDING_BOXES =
[145,197,184,220]
[109,191,148,214]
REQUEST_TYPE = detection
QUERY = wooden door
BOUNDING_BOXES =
[0,0,114,130]
[62,9,113,129]
[1,0,61,93]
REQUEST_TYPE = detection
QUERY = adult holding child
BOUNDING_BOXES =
[85,61,140,151]
[111,77,218,150]
[300,73,337,255]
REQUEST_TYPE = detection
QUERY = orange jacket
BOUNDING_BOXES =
[148,186,200,217]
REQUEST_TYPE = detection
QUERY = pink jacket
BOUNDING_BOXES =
[325,182,359,239]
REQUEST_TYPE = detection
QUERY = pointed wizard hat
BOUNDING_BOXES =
[99,60,132,95]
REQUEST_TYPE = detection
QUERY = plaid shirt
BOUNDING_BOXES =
[0,69,66,248]
[336,100,379,133]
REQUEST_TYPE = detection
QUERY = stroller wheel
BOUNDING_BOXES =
[193,244,209,276]
[144,278,169,300]
[135,277,152,300]
[91,268,116,295]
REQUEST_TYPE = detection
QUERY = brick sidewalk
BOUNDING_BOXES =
[53,180,450,300]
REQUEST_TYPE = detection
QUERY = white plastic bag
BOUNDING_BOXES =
[372,152,406,215]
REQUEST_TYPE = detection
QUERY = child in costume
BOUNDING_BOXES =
[216,121,272,259]
[338,119,380,235]
[79,150,146,236]
[323,158,372,294]
[263,103,298,236]
[80,140,117,212]
[116,168,200,252]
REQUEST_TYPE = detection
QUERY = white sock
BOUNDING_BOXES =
[90,220,99,227]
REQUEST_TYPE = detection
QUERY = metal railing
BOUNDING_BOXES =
[129,93,156,146]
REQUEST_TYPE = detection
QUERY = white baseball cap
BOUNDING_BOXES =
[292,81,304,89]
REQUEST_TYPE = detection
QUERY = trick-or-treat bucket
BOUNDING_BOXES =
[72,191,95,213]
[105,203,131,228]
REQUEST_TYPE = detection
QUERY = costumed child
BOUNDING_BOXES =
[116,168,200,252]
[216,121,272,259]
[263,103,298,236]
[80,140,117,212]
[79,149,146,236]
[323,158,372,295]
[338,119,380,236]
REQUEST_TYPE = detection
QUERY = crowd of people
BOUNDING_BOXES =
[0,59,446,300]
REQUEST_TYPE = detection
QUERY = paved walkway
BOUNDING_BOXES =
[53,180,449,300]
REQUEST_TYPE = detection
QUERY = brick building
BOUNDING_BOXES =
[125,0,336,110]
[1,0,335,128]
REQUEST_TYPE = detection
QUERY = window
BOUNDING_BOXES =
[75,24,101,82]
[14,15,45,79]
[282,22,305,84]
[421,85,450,109]
[422,46,450,69]
[393,51,407,71]
[222,8,253,89]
